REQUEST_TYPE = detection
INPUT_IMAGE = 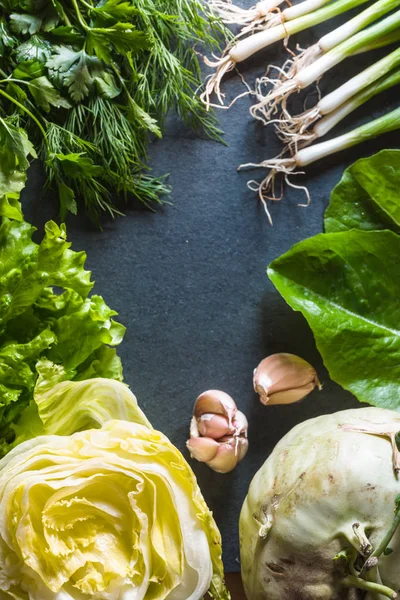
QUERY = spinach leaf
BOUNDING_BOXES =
[268,230,400,409]
[325,150,400,234]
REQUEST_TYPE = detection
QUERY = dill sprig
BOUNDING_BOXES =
[0,0,228,222]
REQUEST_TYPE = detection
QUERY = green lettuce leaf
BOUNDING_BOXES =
[268,230,400,409]
[0,214,125,454]
[13,363,151,445]
[0,193,23,220]
[325,149,400,234]
[0,219,92,328]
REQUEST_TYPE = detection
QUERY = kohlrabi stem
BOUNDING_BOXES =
[342,575,397,599]
[0,88,47,141]
[229,0,370,62]
[365,495,400,566]
[295,106,400,167]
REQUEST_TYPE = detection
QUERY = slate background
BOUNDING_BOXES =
[22,2,400,573]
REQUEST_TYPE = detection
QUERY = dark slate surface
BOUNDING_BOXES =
[22,4,400,572]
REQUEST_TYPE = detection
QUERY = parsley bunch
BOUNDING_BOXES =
[0,0,226,222]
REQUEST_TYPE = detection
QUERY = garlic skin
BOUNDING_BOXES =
[197,413,235,439]
[232,411,248,437]
[188,390,248,473]
[194,390,237,426]
[253,353,321,406]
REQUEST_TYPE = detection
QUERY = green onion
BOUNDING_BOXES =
[201,0,370,107]
[296,67,400,147]
[284,0,400,79]
[297,106,400,165]
[251,9,400,118]
[279,46,400,144]
[239,107,400,222]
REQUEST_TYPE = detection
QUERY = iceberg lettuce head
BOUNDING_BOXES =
[0,419,229,600]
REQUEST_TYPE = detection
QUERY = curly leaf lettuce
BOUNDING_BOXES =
[0,215,125,453]
[0,419,229,600]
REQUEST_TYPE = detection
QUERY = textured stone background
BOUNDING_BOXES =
[23,1,400,573]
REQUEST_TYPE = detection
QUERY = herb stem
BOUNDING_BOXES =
[0,89,47,141]
[111,64,130,97]
[60,6,72,27]
[70,0,89,30]
[78,0,94,10]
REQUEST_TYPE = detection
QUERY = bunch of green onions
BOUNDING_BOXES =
[204,0,400,218]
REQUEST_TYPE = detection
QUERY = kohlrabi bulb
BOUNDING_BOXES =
[240,407,400,600]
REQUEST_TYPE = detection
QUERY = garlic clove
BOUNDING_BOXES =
[232,410,248,437]
[206,439,238,473]
[197,413,234,439]
[186,436,219,463]
[218,435,249,462]
[265,382,317,406]
[194,390,237,425]
[253,353,321,406]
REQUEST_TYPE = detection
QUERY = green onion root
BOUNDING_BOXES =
[209,0,285,33]
[239,106,400,218]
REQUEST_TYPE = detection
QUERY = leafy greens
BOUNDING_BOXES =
[325,150,400,233]
[0,0,227,222]
[268,150,400,409]
[0,179,125,454]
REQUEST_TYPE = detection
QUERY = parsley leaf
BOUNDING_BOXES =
[0,118,36,197]
[0,0,228,220]
[0,20,17,55]
[15,34,52,61]
[13,59,44,79]
[57,182,77,221]
[10,13,42,35]
[86,22,148,63]
[47,25,83,44]
[47,46,104,101]
[49,153,103,179]
[28,76,71,111]
[91,0,138,25]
